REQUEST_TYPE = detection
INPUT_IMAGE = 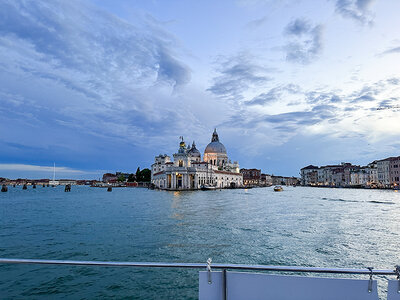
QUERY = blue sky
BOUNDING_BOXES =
[1,0,400,179]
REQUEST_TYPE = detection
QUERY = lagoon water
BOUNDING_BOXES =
[1,186,399,299]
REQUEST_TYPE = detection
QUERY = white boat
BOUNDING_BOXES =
[274,185,283,192]
[49,162,59,186]
[200,184,216,190]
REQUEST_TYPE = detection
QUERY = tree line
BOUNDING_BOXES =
[117,167,151,182]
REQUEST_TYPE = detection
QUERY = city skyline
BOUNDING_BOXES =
[1,0,400,179]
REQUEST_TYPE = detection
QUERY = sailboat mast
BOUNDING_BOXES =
[53,162,56,181]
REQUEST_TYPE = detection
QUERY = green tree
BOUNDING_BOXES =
[136,167,141,181]
[117,174,125,182]
[127,173,135,182]
[140,168,151,182]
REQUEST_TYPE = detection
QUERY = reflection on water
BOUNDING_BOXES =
[0,186,399,299]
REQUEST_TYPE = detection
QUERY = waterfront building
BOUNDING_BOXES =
[102,173,118,183]
[240,168,261,186]
[300,159,384,188]
[389,156,400,187]
[342,163,359,186]
[300,165,319,185]
[365,161,378,186]
[332,168,345,186]
[271,175,284,185]
[151,129,243,190]
[283,176,299,186]
[261,173,272,186]
[377,158,392,188]
[321,165,342,186]
[58,179,77,185]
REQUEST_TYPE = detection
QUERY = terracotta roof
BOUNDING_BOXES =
[377,156,400,162]
[301,165,319,170]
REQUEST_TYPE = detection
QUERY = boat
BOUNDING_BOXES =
[274,185,283,192]
[48,162,60,186]
[200,184,217,190]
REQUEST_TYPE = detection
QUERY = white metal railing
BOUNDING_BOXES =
[0,258,398,276]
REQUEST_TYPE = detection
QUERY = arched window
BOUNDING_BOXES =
[213,159,216,165]
[179,160,183,167]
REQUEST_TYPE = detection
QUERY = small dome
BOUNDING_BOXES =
[188,141,201,157]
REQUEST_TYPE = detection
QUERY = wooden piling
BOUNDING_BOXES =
[65,184,71,192]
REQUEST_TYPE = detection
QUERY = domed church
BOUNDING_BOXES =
[204,129,228,167]
[151,129,242,190]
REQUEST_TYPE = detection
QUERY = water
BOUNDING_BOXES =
[1,186,399,299]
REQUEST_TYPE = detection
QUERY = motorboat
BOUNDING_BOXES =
[200,184,216,191]
[274,185,283,192]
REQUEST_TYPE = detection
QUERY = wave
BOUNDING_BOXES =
[368,200,395,205]
[321,197,358,203]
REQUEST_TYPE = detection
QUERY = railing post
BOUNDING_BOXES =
[207,258,212,284]
[222,268,227,300]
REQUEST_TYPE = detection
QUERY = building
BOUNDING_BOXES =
[377,158,392,188]
[151,129,243,190]
[102,173,118,183]
[389,156,400,187]
[283,176,299,186]
[240,168,261,186]
[261,173,272,186]
[58,179,77,185]
[300,160,384,188]
[300,165,319,185]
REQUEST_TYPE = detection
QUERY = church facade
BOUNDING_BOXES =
[151,129,243,190]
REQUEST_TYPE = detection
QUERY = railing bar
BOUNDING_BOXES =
[0,258,396,276]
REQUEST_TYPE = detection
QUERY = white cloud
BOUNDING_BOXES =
[0,164,90,174]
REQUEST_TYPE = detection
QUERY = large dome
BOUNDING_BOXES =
[204,129,227,154]
[205,141,226,154]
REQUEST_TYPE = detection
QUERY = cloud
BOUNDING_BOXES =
[379,46,400,56]
[334,0,376,25]
[353,94,375,102]
[0,1,190,88]
[207,53,273,100]
[386,78,400,86]
[246,15,269,28]
[246,84,302,106]
[306,91,342,103]
[349,81,389,102]
[0,0,209,170]
[283,19,324,64]
[0,164,89,174]
[285,19,311,36]
[219,76,400,149]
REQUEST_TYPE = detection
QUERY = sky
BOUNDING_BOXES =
[0,0,400,179]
